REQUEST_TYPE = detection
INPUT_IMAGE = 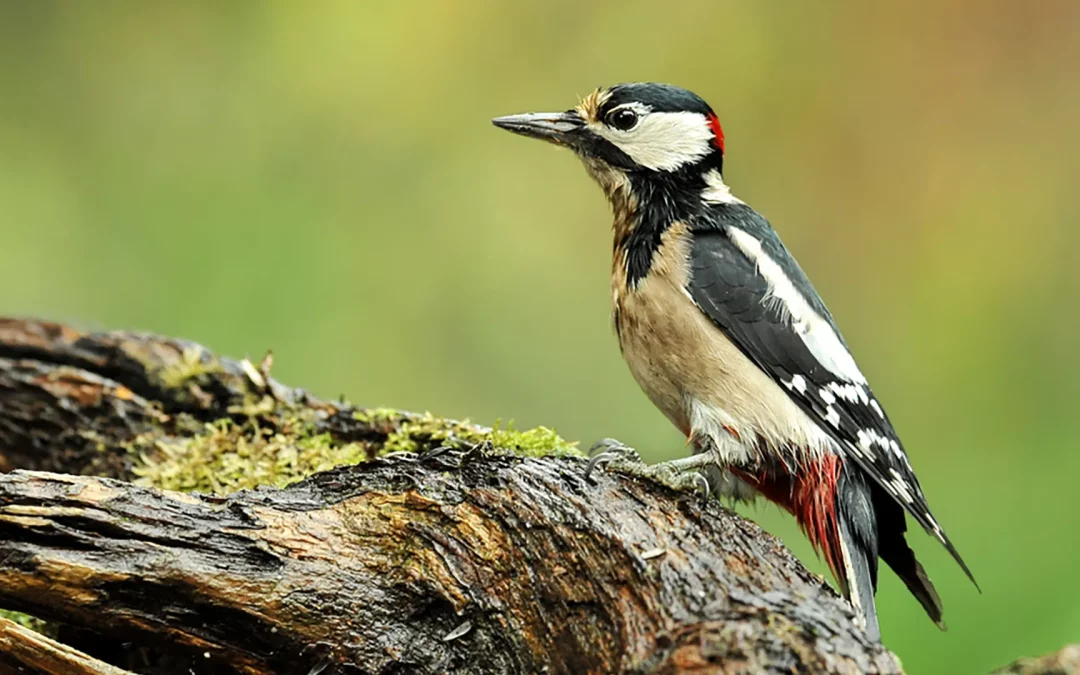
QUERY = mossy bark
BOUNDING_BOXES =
[0,317,1063,675]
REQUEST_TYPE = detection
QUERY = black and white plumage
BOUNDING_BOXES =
[689,204,971,568]
[687,204,976,626]
[493,82,976,641]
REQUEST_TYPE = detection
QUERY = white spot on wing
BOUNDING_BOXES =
[870,399,885,419]
[855,430,877,460]
[828,381,863,404]
[925,514,944,541]
[825,406,841,428]
[590,109,715,172]
[784,374,807,393]
[726,227,867,385]
[819,387,836,405]
[847,439,864,459]
[889,468,914,503]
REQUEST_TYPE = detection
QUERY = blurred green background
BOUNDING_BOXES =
[1,3,1077,672]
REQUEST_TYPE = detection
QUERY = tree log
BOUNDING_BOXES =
[0,617,135,675]
[0,317,1037,674]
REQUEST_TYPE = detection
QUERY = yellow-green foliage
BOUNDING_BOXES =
[489,421,580,458]
[358,409,580,458]
[156,346,225,389]
[0,609,51,636]
[132,407,579,496]
[132,417,368,494]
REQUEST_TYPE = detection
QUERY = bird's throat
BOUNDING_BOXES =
[611,172,706,288]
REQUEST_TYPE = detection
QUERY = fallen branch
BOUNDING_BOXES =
[0,318,990,673]
[0,617,135,675]
[0,462,900,674]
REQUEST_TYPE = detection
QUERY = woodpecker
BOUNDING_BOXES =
[493,83,977,641]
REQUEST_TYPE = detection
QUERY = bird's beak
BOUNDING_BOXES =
[491,111,585,147]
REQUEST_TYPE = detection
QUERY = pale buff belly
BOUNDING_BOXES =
[614,271,831,467]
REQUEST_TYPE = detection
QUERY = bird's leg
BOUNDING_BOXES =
[586,438,712,494]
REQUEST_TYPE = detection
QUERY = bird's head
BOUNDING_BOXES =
[493,83,726,196]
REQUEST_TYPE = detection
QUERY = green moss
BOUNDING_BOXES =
[358,409,580,458]
[131,406,579,496]
[131,416,369,495]
[0,609,51,636]
[156,346,225,389]
[352,407,402,425]
[489,421,580,458]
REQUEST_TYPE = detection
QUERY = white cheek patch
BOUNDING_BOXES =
[727,227,868,385]
[591,111,716,172]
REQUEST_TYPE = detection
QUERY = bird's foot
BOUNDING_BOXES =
[586,437,643,473]
[586,438,712,495]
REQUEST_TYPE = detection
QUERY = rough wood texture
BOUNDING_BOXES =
[0,464,899,674]
[0,617,135,675]
[0,318,917,673]
[992,645,1080,675]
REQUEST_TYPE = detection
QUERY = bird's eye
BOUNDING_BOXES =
[607,108,639,131]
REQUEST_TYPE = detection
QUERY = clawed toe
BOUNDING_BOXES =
[691,472,711,497]
[586,438,645,480]
[588,438,642,461]
[585,439,715,497]
[648,462,711,496]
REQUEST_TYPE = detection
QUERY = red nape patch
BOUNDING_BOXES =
[706,112,725,153]
[733,456,844,583]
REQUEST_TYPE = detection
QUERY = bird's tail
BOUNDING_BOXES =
[836,465,881,641]
[870,476,946,630]
[836,464,946,641]
[734,457,944,641]
[734,457,879,637]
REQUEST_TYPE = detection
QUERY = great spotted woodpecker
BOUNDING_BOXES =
[493,83,976,641]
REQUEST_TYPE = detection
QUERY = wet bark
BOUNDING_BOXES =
[0,318,906,674]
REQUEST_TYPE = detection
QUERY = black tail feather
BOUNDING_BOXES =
[837,465,881,641]
[873,485,946,629]
[838,463,950,636]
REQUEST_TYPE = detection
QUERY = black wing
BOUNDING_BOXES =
[686,205,975,585]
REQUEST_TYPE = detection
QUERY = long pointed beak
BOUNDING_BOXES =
[491,111,584,146]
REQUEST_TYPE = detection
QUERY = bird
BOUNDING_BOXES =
[492,83,977,642]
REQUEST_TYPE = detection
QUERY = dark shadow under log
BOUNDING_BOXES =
[0,617,135,675]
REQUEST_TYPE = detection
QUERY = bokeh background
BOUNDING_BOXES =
[2,3,1078,672]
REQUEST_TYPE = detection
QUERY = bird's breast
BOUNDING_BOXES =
[612,223,831,465]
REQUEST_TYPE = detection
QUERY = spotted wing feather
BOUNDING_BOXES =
[685,209,975,586]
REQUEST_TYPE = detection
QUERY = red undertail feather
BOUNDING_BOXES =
[734,456,845,584]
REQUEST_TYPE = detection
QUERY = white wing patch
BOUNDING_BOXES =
[870,398,885,419]
[784,374,808,393]
[827,381,868,404]
[889,468,915,504]
[590,108,715,172]
[726,227,868,385]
